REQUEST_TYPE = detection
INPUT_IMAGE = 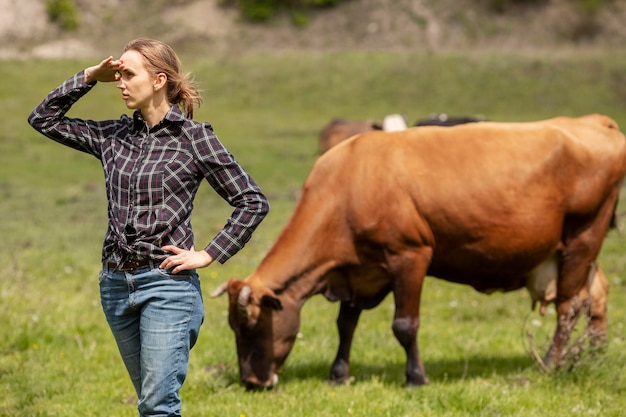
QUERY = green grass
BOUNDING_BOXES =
[2,50,626,416]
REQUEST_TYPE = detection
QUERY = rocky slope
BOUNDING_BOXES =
[1,0,624,59]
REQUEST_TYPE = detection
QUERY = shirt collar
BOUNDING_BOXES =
[132,105,187,131]
[163,105,187,123]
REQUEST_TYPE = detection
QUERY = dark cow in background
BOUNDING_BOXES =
[318,113,484,153]
[214,114,626,389]
[416,113,485,126]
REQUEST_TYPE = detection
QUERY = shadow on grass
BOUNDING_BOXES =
[280,353,533,386]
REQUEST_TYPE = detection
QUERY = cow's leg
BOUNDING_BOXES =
[571,264,609,349]
[546,290,587,367]
[546,199,616,366]
[545,251,600,367]
[390,249,431,386]
[329,302,362,384]
[586,266,609,347]
[545,267,608,368]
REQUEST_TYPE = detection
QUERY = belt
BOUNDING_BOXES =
[107,258,154,271]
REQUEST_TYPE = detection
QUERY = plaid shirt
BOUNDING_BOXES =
[28,70,269,264]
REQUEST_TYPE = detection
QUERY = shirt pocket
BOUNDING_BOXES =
[159,160,197,221]
[146,144,196,227]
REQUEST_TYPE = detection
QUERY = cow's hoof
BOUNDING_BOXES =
[329,359,350,384]
[405,375,428,387]
[328,375,355,386]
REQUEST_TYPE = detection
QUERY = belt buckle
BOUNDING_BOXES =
[120,260,140,271]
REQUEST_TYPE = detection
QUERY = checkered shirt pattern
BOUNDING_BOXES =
[28,70,270,264]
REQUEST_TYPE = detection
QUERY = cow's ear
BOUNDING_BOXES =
[261,290,282,310]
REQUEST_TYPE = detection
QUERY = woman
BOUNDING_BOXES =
[28,38,269,416]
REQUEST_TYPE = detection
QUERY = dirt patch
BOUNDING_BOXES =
[229,0,626,52]
[0,0,48,40]
[0,0,96,59]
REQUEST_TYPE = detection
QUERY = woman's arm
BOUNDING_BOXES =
[161,123,270,271]
[27,57,122,157]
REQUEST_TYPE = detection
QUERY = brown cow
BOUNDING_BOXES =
[213,114,626,389]
[318,117,382,154]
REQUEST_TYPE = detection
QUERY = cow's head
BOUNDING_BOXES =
[211,278,299,390]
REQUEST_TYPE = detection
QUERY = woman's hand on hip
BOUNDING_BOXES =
[160,245,215,273]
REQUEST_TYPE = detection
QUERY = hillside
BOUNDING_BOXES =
[1,0,625,59]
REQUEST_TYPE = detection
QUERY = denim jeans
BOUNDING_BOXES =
[99,264,204,417]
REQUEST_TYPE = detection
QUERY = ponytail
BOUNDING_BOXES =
[166,70,203,119]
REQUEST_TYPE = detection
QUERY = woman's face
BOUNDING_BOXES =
[116,50,159,113]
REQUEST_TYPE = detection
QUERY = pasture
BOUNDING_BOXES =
[1,50,626,416]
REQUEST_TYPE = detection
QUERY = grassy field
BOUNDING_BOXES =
[1,50,626,416]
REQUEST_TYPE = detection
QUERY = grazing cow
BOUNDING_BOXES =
[213,114,626,389]
[318,117,382,154]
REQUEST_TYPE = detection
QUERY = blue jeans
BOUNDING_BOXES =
[99,264,204,417]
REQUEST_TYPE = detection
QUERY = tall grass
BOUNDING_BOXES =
[1,50,626,416]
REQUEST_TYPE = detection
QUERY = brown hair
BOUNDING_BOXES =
[123,38,202,119]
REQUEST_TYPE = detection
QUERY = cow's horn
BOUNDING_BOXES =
[210,282,228,298]
[237,285,252,318]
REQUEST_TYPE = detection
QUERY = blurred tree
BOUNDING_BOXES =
[46,0,80,31]
[225,0,613,31]
[487,0,548,14]
[222,0,344,22]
